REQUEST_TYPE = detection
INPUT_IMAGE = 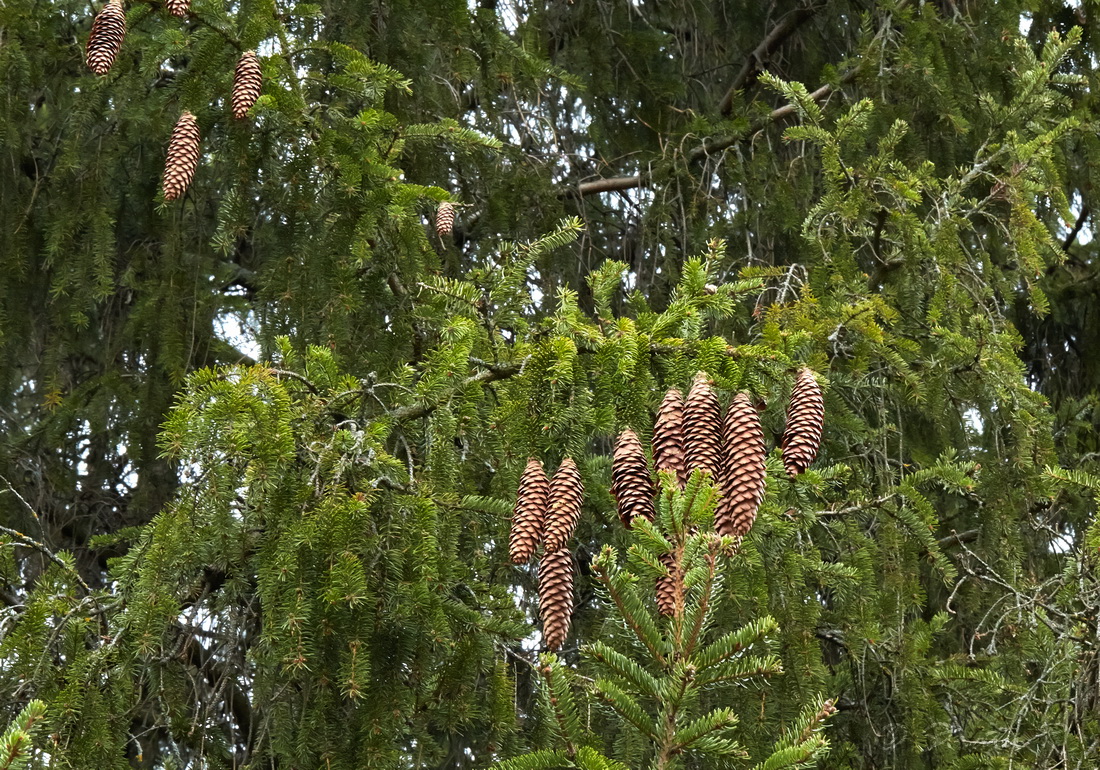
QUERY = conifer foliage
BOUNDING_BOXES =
[85,0,125,75]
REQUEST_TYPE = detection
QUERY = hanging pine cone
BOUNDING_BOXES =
[85,0,126,75]
[509,458,549,564]
[231,51,262,120]
[543,458,583,554]
[655,552,681,617]
[611,429,655,528]
[538,546,574,651]
[685,372,722,478]
[164,0,189,17]
[162,111,201,202]
[653,388,688,488]
[715,393,767,539]
[436,201,456,238]
[781,368,824,477]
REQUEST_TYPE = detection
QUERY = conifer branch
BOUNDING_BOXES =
[388,362,522,422]
[717,4,820,116]
[570,0,914,198]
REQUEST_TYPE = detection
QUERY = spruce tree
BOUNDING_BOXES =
[1,1,1100,768]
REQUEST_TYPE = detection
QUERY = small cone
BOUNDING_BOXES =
[653,388,688,488]
[611,429,655,528]
[655,551,681,617]
[685,372,722,478]
[164,0,189,17]
[231,51,262,120]
[716,393,767,539]
[436,201,456,238]
[538,546,574,651]
[162,111,201,201]
[510,459,549,564]
[543,458,583,553]
[86,0,126,75]
[781,368,824,477]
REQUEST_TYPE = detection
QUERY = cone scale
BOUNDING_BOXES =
[653,388,688,488]
[538,546,574,651]
[232,51,262,120]
[684,372,722,478]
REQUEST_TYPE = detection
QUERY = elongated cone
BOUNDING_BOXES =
[716,393,767,538]
[543,458,583,553]
[653,388,688,488]
[86,0,126,75]
[436,201,456,238]
[162,111,201,201]
[538,546,574,650]
[781,368,824,477]
[509,459,549,564]
[685,372,722,478]
[232,51,262,120]
[611,429,655,528]
[164,0,189,17]
[655,551,681,617]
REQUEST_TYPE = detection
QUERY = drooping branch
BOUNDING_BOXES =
[717,4,821,116]
[570,0,913,199]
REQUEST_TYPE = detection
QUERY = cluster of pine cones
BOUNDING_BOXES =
[84,0,263,200]
[612,368,823,614]
[508,458,585,651]
[509,367,825,643]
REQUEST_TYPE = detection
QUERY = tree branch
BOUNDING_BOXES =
[717,4,820,116]
[570,0,912,198]
[388,363,522,422]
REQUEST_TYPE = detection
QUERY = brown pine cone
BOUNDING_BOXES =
[716,393,767,538]
[509,458,549,564]
[543,458,583,553]
[436,201,456,238]
[162,111,201,201]
[86,0,126,75]
[655,551,681,617]
[611,429,655,528]
[653,388,688,488]
[164,0,189,17]
[685,372,722,478]
[781,368,824,477]
[231,51,262,120]
[538,546,574,651]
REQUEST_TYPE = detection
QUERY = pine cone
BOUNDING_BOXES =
[509,459,549,564]
[685,372,722,478]
[611,429,655,528]
[164,0,189,17]
[655,552,681,617]
[231,51,262,120]
[543,458,583,554]
[436,201,456,238]
[538,546,574,651]
[86,0,126,75]
[162,111,201,201]
[653,388,688,488]
[715,393,766,539]
[781,368,824,477]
